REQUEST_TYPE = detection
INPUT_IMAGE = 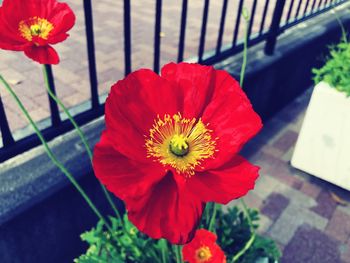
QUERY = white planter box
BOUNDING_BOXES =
[291,82,350,190]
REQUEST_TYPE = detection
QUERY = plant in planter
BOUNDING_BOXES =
[292,33,350,190]
[75,206,281,263]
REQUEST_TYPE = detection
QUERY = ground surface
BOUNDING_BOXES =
[237,89,350,263]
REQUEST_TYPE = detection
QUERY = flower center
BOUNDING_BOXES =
[18,17,54,42]
[169,134,189,157]
[145,113,217,176]
[195,246,212,262]
[30,24,42,36]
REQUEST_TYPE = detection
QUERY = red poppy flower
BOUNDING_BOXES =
[0,0,75,64]
[182,229,226,263]
[93,62,262,244]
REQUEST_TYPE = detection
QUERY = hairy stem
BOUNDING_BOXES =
[208,203,218,232]
[42,65,120,219]
[231,7,257,263]
[0,74,113,234]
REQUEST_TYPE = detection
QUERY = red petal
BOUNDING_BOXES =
[1,0,54,27]
[201,70,262,170]
[48,33,69,45]
[193,229,217,242]
[106,69,179,136]
[48,2,75,41]
[24,45,59,64]
[93,131,165,200]
[126,172,205,244]
[188,155,259,204]
[0,4,27,50]
[0,0,74,47]
[104,98,150,164]
[183,229,225,263]
[161,62,215,118]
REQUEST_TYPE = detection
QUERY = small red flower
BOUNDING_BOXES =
[182,229,226,263]
[93,62,262,244]
[0,0,75,64]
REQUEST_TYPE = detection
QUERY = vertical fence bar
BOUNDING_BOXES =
[310,0,318,12]
[177,0,188,62]
[0,96,15,146]
[83,0,99,109]
[317,0,325,10]
[123,0,132,75]
[153,0,162,73]
[303,0,311,16]
[286,0,296,24]
[247,0,258,39]
[265,0,287,55]
[259,0,270,35]
[232,0,244,46]
[45,65,61,127]
[294,0,304,19]
[198,0,210,63]
[216,0,228,55]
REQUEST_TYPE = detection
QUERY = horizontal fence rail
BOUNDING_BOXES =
[0,0,348,162]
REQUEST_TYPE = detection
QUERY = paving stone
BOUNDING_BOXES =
[340,240,350,263]
[261,193,290,221]
[249,151,282,173]
[256,174,318,209]
[282,224,341,263]
[326,209,350,243]
[268,203,328,245]
[241,191,264,209]
[267,161,305,189]
[272,130,299,152]
[257,143,283,157]
[311,191,338,219]
[300,181,322,199]
[338,205,350,218]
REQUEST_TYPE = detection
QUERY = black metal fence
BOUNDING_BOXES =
[0,0,348,162]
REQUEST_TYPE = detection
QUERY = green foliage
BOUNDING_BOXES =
[211,206,281,263]
[74,215,168,263]
[75,205,281,263]
[312,35,350,96]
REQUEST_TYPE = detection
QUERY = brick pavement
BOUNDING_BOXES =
[235,89,350,263]
[1,0,311,140]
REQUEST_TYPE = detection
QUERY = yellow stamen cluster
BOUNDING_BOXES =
[145,113,217,176]
[19,17,54,42]
[195,246,212,262]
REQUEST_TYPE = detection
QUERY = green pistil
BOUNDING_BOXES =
[169,134,189,157]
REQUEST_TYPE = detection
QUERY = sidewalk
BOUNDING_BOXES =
[237,88,350,263]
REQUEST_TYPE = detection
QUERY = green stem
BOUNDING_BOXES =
[0,74,113,234]
[231,9,257,262]
[332,10,348,43]
[231,199,256,263]
[240,7,250,87]
[232,233,256,263]
[208,203,218,232]
[174,245,183,263]
[159,239,168,263]
[42,65,120,219]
